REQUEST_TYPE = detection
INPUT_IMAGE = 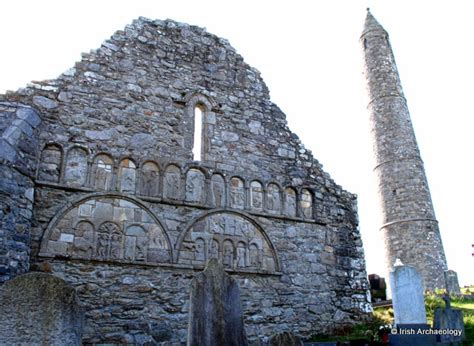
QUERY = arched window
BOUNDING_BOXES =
[193,105,203,161]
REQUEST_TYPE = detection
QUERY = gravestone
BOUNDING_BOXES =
[433,294,465,344]
[444,270,461,295]
[389,265,436,346]
[390,264,427,325]
[0,272,84,345]
[187,258,248,346]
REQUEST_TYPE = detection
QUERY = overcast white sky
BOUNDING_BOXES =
[1,0,473,286]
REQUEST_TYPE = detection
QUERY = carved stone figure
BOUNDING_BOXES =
[64,147,88,186]
[250,181,263,210]
[38,144,62,183]
[93,155,113,190]
[283,188,297,217]
[119,159,136,193]
[266,183,281,213]
[209,239,219,260]
[163,165,181,200]
[236,242,246,268]
[140,162,159,197]
[230,177,245,209]
[211,174,225,207]
[72,221,94,258]
[195,238,206,261]
[300,189,313,219]
[223,240,234,268]
[249,244,260,267]
[186,169,205,203]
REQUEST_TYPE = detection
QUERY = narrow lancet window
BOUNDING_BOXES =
[192,106,203,161]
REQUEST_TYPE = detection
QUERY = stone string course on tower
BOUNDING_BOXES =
[361,10,449,290]
[0,17,370,343]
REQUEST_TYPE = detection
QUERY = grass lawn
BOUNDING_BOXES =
[308,289,474,345]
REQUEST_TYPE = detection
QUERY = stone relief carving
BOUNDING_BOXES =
[283,187,297,217]
[250,181,263,211]
[41,197,171,264]
[266,183,281,214]
[139,161,159,197]
[185,169,205,203]
[118,159,136,193]
[37,144,316,220]
[230,177,245,209]
[64,147,88,186]
[92,155,113,190]
[163,165,181,200]
[300,189,313,219]
[178,212,278,273]
[38,144,62,183]
[210,174,225,208]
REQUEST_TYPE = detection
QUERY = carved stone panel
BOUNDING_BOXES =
[250,181,263,211]
[211,174,225,208]
[266,183,281,214]
[118,159,136,193]
[230,177,245,209]
[283,187,297,217]
[92,155,113,190]
[41,197,171,264]
[185,169,205,204]
[38,144,62,183]
[139,161,159,197]
[300,189,313,219]
[64,147,88,186]
[163,165,181,200]
[178,212,278,273]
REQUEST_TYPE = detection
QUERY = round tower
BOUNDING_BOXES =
[360,10,448,290]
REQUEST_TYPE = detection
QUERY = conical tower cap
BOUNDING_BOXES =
[361,8,387,38]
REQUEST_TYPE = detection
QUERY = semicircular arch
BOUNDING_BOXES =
[176,209,280,273]
[39,193,173,264]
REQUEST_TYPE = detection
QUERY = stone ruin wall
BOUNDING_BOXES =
[0,18,370,344]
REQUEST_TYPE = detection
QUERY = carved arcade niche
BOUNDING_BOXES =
[163,164,181,200]
[118,159,137,193]
[40,197,171,264]
[38,144,62,183]
[230,177,245,209]
[91,154,113,190]
[300,188,313,219]
[210,174,225,208]
[283,187,297,217]
[178,212,278,273]
[64,147,88,186]
[250,180,263,211]
[139,161,160,197]
[266,183,281,214]
[185,169,205,204]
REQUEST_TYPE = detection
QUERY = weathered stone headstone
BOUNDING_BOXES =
[0,272,84,345]
[268,331,303,346]
[390,265,427,325]
[187,258,248,346]
[389,265,436,346]
[444,270,461,295]
[433,294,465,344]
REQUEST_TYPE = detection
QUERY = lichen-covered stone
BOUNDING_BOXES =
[188,259,248,346]
[0,272,84,345]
